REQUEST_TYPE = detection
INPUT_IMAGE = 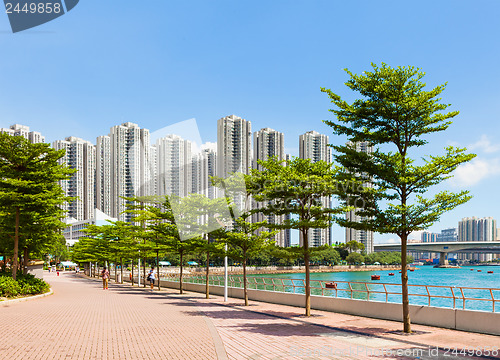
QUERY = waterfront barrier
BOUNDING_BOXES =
[111,268,499,335]
[170,275,499,313]
[147,274,500,336]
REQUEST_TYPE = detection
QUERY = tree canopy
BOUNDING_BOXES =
[0,133,75,279]
[322,63,475,333]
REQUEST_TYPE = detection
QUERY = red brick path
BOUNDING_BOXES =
[0,272,219,360]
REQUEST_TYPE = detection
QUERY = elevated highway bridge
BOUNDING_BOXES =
[374,241,500,266]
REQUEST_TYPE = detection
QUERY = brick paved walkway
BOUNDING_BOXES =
[190,295,500,360]
[0,272,221,360]
[1,273,499,360]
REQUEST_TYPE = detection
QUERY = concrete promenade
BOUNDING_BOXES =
[1,272,498,360]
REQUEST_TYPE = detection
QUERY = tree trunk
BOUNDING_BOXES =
[23,247,29,275]
[401,233,411,333]
[131,259,134,286]
[205,251,210,299]
[243,256,248,306]
[12,207,20,280]
[180,251,184,294]
[304,230,311,316]
[120,258,123,284]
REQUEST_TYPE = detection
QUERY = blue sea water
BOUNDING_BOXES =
[247,266,500,312]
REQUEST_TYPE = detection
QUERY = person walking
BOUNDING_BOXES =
[147,266,156,290]
[101,266,110,290]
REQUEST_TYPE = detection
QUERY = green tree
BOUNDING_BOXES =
[310,245,342,265]
[322,63,475,333]
[345,240,365,253]
[224,217,275,306]
[0,133,75,280]
[250,157,342,316]
[213,173,278,306]
[168,193,229,298]
[346,252,364,265]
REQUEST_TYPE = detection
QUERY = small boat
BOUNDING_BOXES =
[409,268,415,272]
[470,268,474,271]
[477,270,482,272]
[487,271,493,274]
[371,275,381,280]
[399,271,402,273]
[388,273,395,276]
[325,282,337,289]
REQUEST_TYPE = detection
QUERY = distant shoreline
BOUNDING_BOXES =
[188,265,410,276]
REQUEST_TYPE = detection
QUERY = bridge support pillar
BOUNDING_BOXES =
[439,252,448,266]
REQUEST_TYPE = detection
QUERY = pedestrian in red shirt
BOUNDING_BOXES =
[101,266,110,290]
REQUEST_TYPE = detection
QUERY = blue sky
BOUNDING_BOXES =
[1,1,499,243]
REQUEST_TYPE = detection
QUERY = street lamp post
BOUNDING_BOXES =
[224,242,228,302]
[156,248,160,291]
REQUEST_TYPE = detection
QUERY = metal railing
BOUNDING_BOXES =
[162,274,500,313]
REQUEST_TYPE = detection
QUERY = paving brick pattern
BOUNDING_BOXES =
[0,273,218,360]
[192,295,500,360]
[2,273,499,360]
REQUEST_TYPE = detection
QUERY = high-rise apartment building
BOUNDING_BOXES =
[108,122,152,222]
[155,134,192,198]
[458,217,497,262]
[344,141,374,254]
[253,128,284,170]
[299,131,331,164]
[253,128,287,246]
[420,231,440,259]
[299,131,332,247]
[421,231,439,243]
[1,124,45,143]
[438,228,458,242]
[217,115,252,178]
[217,115,252,217]
[53,137,96,221]
[95,136,112,217]
[191,144,217,199]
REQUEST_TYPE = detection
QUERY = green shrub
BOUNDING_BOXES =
[0,273,49,298]
[0,276,21,297]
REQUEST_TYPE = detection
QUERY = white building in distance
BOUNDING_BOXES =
[155,134,192,198]
[63,209,117,246]
[458,216,497,262]
[1,124,45,143]
[253,127,287,247]
[344,141,374,254]
[299,130,332,247]
[53,136,96,221]
[95,135,112,217]
[191,143,217,199]
[108,122,153,221]
[217,115,252,178]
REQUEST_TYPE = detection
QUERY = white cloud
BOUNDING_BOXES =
[409,230,423,241]
[468,135,500,154]
[201,142,217,152]
[451,157,500,187]
[374,238,400,245]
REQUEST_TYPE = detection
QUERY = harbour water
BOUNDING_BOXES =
[250,265,500,312]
